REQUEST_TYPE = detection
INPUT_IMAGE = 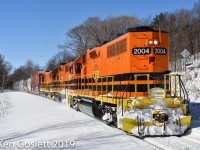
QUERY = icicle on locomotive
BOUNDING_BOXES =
[16,26,191,136]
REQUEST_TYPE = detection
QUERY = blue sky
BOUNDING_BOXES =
[0,0,198,69]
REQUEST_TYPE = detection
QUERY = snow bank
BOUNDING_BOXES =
[0,93,12,118]
[172,56,200,120]
[173,54,200,103]
[184,68,200,102]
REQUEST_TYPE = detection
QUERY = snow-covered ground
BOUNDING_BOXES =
[0,92,157,150]
[0,91,200,150]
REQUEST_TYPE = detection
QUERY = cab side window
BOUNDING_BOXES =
[75,63,82,73]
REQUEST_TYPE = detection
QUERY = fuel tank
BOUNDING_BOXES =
[77,97,102,119]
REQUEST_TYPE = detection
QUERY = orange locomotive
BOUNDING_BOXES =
[39,63,71,101]
[38,26,191,136]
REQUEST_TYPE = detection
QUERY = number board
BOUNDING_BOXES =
[154,48,167,55]
[132,47,151,55]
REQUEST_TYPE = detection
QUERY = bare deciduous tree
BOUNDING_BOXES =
[192,0,200,23]
[59,15,141,56]
[63,25,89,56]
[45,50,75,71]
[0,54,12,92]
[12,60,41,82]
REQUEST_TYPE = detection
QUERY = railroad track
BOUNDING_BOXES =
[139,130,200,150]
[75,120,200,150]
[142,138,171,150]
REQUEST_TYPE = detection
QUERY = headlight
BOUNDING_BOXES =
[174,98,181,106]
[154,40,158,45]
[132,99,143,108]
[136,100,141,105]
[148,40,153,45]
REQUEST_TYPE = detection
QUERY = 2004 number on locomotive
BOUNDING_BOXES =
[154,48,167,55]
[132,47,151,55]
